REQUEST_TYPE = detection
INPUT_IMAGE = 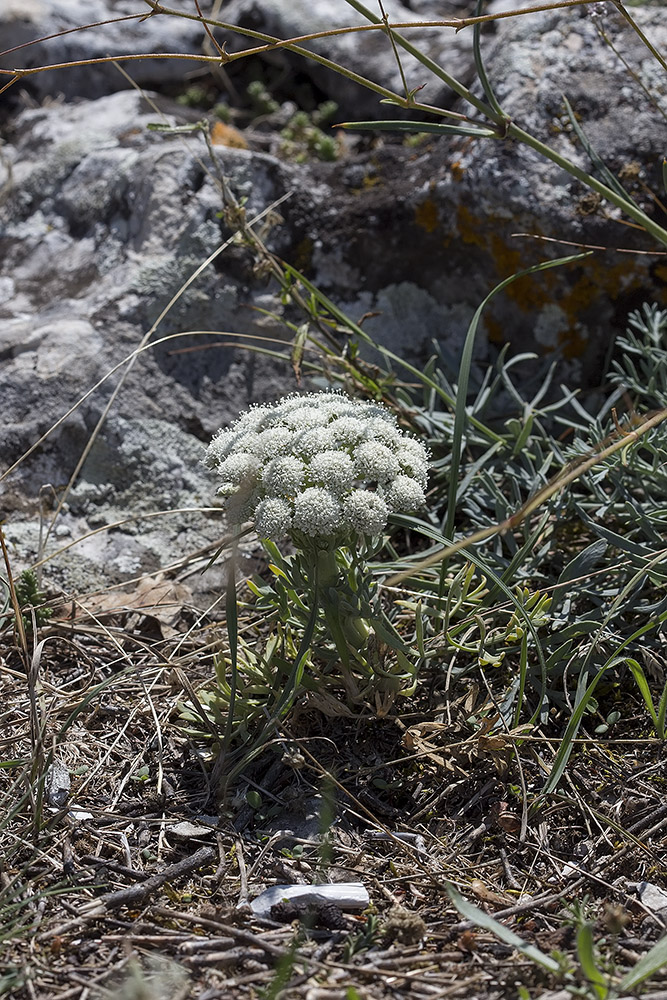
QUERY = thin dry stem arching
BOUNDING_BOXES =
[510,232,667,254]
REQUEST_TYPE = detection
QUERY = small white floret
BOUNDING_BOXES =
[262,456,306,496]
[216,452,260,485]
[343,490,389,535]
[384,474,426,513]
[396,443,429,487]
[329,416,368,449]
[308,451,355,494]
[255,497,293,539]
[292,487,342,536]
[353,441,399,484]
[297,426,336,458]
[255,426,294,458]
[282,405,328,430]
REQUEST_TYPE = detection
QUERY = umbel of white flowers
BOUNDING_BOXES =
[205,391,429,542]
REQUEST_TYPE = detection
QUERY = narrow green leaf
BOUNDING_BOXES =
[280,262,503,442]
[443,252,592,551]
[562,96,638,206]
[552,539,608,606]
[291,321,309,382]
[389,512,549,701]
[656,676,667,739]
[544,609,667,794]
[618,933,667,992]
[541,662,616,796]
[222,548,239,753]
[472,0,507,123]
[576,923,608,999]
[625,658,661,734]
[446,884,561,974]
[337,119,498,138]
[271,582,319,719]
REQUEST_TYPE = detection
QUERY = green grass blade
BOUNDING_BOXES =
[338,119,498,137]
[472,0,507,123]
[270,582,319,719]
[618,933,667,992]
[544,606,667,794]
[443,251,592,549]
[657,675,667,738]
[625,658,661,736]
[343,0,495,119]
[541,662,617,796]
[280,261,503,443]
[561,95,637,205]
[390,512,549,710]
[576,923,609,999]
[222,547,238,754]
[446,883,561,974]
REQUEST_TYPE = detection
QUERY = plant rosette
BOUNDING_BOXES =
[206,390,430,696]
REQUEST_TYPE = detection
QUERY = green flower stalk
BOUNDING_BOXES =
[205,390,430,692]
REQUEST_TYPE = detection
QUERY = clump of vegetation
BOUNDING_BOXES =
[279,104,339,162]
[1,568,52,633]
[247,81,340,161]
[205,389,428,697]
[246,78,280,117]
[183,301,667,788]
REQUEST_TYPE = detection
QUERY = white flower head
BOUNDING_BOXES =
[365,415,401,448]
[329,416,368,449]
[292,487,342,537]
[282,405,328,430]
[255,426,294,458]
[216,452,260,486]
[262,456,306,496]
[384,474,426,513]
[308,450,355,494]
[343,490,389,535]
[255,497,292,539]
[353,441,399,484]
[396,441,429,488]
[206,390,429,539]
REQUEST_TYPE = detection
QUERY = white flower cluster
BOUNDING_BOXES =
[205,391,429,540]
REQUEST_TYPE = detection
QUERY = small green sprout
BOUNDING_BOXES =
[13,569,53,632]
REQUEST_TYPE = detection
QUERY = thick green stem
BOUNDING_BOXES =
[313,546,341,590]
[305,544,371,662]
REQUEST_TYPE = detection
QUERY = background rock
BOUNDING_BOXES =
[0,0,205,101]
[217,0,476,119]
[1,1,666,601]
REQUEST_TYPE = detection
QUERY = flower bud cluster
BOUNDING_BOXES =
[206,391,429,540]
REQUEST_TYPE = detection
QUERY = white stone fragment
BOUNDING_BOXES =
[248,882,369,917]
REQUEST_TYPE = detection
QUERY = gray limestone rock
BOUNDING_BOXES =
[216,0,476,118]
[0,0,475,117]
[0,0,205,101]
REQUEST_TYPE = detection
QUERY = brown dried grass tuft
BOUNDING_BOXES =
[2,574,667,1000]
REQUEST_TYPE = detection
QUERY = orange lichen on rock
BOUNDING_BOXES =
[415,198,440,233]
[210,121,248,149]
[451,205,667,359]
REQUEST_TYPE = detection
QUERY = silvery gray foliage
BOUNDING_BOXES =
[205,391,429,539]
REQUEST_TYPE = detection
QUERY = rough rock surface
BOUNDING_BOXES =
[217,0,476,118]
[1,1,666,601]
[0,0,205,101]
